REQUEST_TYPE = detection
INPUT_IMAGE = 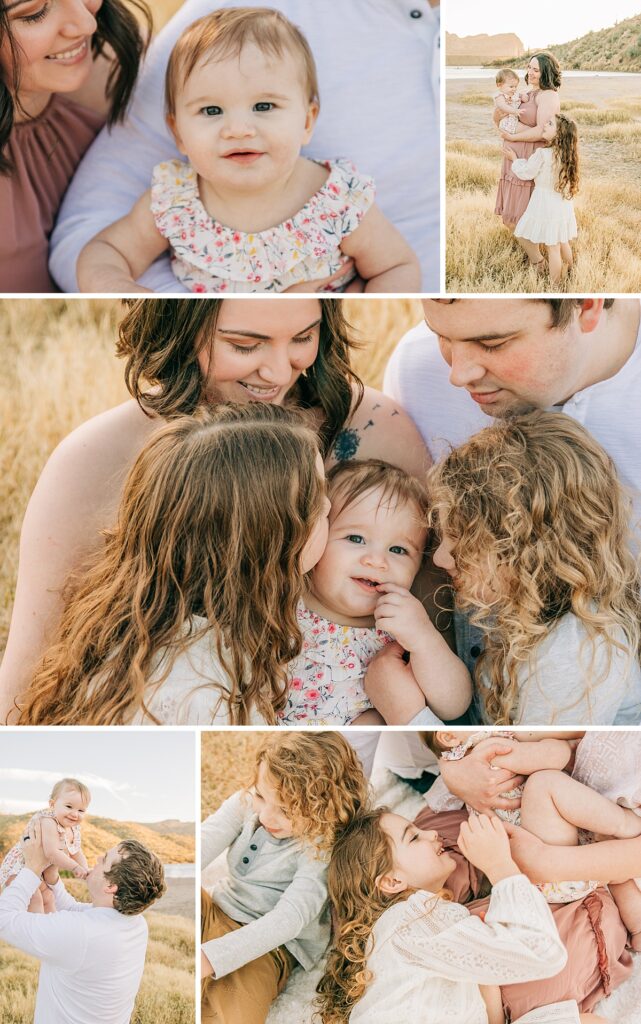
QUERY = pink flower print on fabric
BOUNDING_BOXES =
[278,601,392,726]
[150,158,375,293]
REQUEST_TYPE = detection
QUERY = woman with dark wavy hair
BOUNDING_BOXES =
[494,52,562,252]
[0,0,151,292]
[0,296,429,720]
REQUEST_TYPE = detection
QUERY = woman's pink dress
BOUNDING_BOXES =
[495,89,546,226]
[0,94,104,292]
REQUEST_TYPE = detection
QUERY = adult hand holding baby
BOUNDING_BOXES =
[21,820,51,877]
[439,743,525,816]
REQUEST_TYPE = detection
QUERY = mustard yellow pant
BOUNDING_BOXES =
[201,888,297,1024]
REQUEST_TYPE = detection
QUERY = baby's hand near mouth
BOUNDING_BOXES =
[374,583,432,652]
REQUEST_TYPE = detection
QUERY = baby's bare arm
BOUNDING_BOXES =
[77,190,167,293]
[490,738,573,775]
[494,95,515,115]
[72,848,89,870]
[341,205,421,292]
[40,818,83,873]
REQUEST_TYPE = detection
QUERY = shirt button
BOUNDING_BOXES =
[470,645,481,658]
[242,857,249,864]
[250,844,257,851]
[410,8,423,17]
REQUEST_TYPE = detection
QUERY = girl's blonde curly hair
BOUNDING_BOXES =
[252,733,370,853]
[428,411,641,725]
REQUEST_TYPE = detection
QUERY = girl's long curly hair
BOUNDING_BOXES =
[116,297,363,459]
[250,733,370,853]
[428,411,641,725]
[550,114,580,199]
[315,809,408,1023]
[0,0,152,174]
[315,809,451,1023]
[17,403,324,726]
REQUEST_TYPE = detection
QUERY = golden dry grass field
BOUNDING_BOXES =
[201,731,265,817]
[0,298,421,653]
[446,76,641,292]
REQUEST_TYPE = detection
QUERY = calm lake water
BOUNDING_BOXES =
[164,862,195,878]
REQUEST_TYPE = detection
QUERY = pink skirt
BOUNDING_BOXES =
[494,141,542,226]
[412,807,633,1015]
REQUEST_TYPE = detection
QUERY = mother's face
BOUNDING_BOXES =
[526,57,540,87]
[1,0,101,102]
[198,298,322,406]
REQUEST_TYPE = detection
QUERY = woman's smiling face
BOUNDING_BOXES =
[526,57,540,86]
[1,0,101,109]
[199,297,322,405]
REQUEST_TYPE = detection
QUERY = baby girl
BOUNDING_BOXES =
[0,778,90,913]
[279,459,472,726]
[426,730,641,907]
[493,68,528,134]
[78,8,420,294]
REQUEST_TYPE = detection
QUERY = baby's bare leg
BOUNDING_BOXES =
[351,709,385,726]
[521,771,641,844]
[39,879,56,914]
[609,879,641,951]
[579,1016,608,1022]
[27,885,45,914]
[479,984,504,1024]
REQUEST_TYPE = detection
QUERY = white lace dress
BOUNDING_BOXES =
[349,874,578,1023]
[511,147,578,245]
[572,731,641,888]
[127,616,267,726]
[0,809,81,888]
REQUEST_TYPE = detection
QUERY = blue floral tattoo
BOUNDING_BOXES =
[332,427,361,461]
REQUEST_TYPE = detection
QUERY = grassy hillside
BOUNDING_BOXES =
[0,814,194,865]
[486,14,641,71]
[0,909,194,1024]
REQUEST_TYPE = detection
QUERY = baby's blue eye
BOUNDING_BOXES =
[390,545,408,556]
[254,102,275,112]
[201,105,222,117]
[346,535,365,545]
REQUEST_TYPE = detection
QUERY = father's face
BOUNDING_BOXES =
[86,845,121,900]
[423,299,582,416]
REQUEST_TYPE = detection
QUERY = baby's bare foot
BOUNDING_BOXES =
[615,806,641,839]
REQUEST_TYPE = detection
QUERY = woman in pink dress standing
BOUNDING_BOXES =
[494,51,562,266]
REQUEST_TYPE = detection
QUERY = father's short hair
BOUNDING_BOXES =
[105,840,166,916]
[432,298,615,331]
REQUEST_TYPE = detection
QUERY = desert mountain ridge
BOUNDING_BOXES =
[0,812,194,863]
[447,14,641,72]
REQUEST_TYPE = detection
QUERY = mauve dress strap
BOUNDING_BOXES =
[0,93,105,292]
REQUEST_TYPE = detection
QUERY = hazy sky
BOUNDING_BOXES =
[446,1,641,50]
[0,732,195,822]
